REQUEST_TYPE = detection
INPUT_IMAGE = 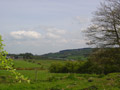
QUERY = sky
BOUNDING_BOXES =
[0,0,103,55]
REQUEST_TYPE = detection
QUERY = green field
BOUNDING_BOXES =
[13,60,40,68]
[0,59,120,90]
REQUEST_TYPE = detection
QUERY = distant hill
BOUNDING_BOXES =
[41,48,93,60]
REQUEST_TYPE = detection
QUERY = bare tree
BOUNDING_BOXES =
[85,0,120,48]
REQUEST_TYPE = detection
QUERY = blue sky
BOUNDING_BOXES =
[0,0,103,54]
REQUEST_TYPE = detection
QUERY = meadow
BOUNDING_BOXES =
[0,59,120,90]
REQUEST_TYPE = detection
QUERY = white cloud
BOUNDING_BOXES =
[4,25,88,54]
[46,32,61,39]
[40,26,66,39]
[46,28,66,35]
[10,30,42,39]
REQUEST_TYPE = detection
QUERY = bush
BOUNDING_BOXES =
[63,61,79,73]
[49,62,64,73]
[49,61,89,73]
[88,48,120,74]
[49,48,120,74]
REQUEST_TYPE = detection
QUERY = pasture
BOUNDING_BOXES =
[0,59,120,90]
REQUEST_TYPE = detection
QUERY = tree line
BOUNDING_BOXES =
[8,53,34,59]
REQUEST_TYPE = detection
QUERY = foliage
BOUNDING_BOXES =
[49,62,64,73]
[88,48,120,74]
[0,35,30,83]
[83,0,120,75]
[49,61,87,73]
[8,53,34,59]
[49,50,120,74]
[20,53,34,59]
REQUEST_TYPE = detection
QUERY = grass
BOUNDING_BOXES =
[13,60,40,68]
[0,59,120,90]
[35,59,65,69]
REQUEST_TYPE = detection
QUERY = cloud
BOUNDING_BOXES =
[40,26,66,39]
[46,28,66,39]
[46,27,66,35]
[46,32,61,39]
[4,25,88,54]
[70,39,86,44]
[10,30,42,39]
[75,16,89,24]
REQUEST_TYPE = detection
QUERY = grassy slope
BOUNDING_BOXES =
[13,60,40,68]
[13,59,65,69]
[35,60,65,69]
[41,48,93,60]
[0,60,120,90]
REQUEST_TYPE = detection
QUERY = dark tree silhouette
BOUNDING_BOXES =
[85,0,120,48]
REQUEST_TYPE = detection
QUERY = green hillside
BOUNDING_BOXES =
[41,48,93,60]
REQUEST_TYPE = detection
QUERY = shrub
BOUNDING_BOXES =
[88,48,120,74]
[49,62,64,73]
[49,61,88,73]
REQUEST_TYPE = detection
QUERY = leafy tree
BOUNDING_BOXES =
[85,0,120,48]
[24,53,33,59]
[0,35,30,83]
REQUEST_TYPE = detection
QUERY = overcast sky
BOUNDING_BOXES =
[0,0,103,55]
